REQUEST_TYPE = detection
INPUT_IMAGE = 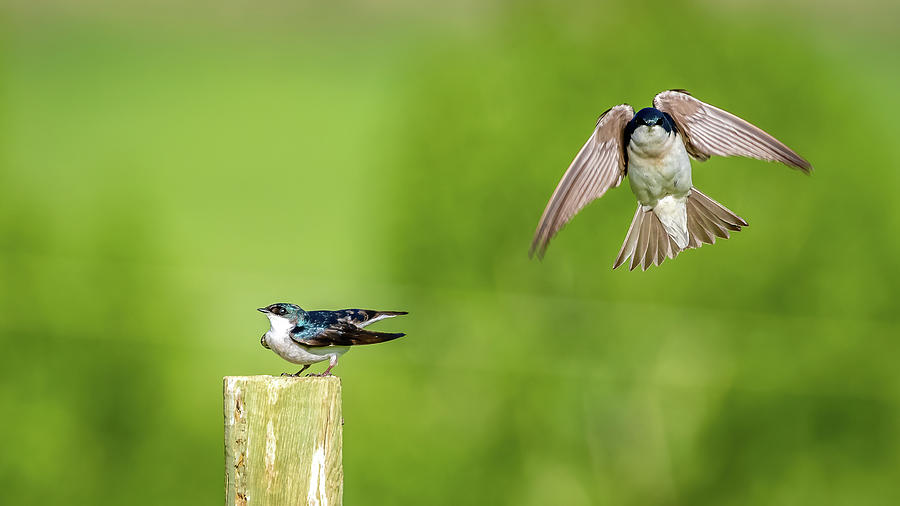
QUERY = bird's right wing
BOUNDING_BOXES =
[530,104,634,259]
[653,89,812,172]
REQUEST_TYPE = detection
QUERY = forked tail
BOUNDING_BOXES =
[683,187,747,249]
[613,205,680,271]
[613,187,748,271]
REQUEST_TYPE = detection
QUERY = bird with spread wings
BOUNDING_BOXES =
[530,89,812,270]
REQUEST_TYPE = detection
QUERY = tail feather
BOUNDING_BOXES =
[614,206,641,269]
[637,209,653,271]
[685,188,747,248]
[613,187,747,270]
[694,191,746,229]
[613,205,680,271]
[693,198,735,238]
[688,200,727,243]
[686,207,713,248]
[657,219,673,264]
[375,311,409,316]
[645,213,661,271]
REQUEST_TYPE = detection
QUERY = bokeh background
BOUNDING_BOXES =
[3,0,900,504]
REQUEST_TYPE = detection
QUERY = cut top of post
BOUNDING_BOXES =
[224,376,343,506]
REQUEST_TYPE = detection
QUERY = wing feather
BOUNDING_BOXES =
[293,323,405,347]
[293,310,407,347]
[530,104,635,258]
[653,90,812,172]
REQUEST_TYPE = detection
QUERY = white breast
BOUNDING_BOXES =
[626,127,692,207]
[264,330,349,365]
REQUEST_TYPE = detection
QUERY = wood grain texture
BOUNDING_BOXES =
[224,376,343,506]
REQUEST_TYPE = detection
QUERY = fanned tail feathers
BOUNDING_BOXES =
[613,187,748,270]
[613,206,680,271]
[684,188,747,249]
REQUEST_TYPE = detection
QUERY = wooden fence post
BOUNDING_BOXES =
[224,376,343,505]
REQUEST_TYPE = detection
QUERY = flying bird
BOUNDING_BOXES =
[258,303,407,376]
[530,89,812,270]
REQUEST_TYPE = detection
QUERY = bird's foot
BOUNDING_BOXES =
[280,365,311,377]
[281,369,310,377]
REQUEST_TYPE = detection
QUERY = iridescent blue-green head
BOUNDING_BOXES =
[633,107,675,132]
[624,107,678,152]
[625,107,676,141]
[257,303,308,325]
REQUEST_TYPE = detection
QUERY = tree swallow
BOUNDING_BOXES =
[258,303,407,376]
[530,89,812,270]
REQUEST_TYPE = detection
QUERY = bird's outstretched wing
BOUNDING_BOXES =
[530,104,635,259]
[653,89,812,172]
[291,323,405,347]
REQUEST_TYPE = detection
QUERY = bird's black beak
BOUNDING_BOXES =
[257,307,269,313]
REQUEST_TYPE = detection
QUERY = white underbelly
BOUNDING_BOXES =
[627,138,693,207]
[265,332,350,365]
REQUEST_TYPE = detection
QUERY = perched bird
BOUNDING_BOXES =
[258,303,407,376]
[530,89,812,270]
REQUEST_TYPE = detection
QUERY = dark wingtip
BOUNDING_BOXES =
[528,239,548,261]
[377,332,406,341]
[786,158,813,175]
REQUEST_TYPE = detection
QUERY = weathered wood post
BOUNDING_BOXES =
[224,376,343,505]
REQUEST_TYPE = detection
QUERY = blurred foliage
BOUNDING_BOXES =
[2,1,900,504]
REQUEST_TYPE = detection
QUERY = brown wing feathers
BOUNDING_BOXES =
[303,325,406,347]
[653,89,812,172]
[530,104,635,259]
[534,90,809,269]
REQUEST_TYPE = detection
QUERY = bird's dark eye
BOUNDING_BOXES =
[271,306,285,315]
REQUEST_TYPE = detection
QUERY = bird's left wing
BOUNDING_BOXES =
[530,104,634,259]
[292,323,405,347]
[653,89,812,172]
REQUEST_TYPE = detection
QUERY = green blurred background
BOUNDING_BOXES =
[2,0,899,504]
